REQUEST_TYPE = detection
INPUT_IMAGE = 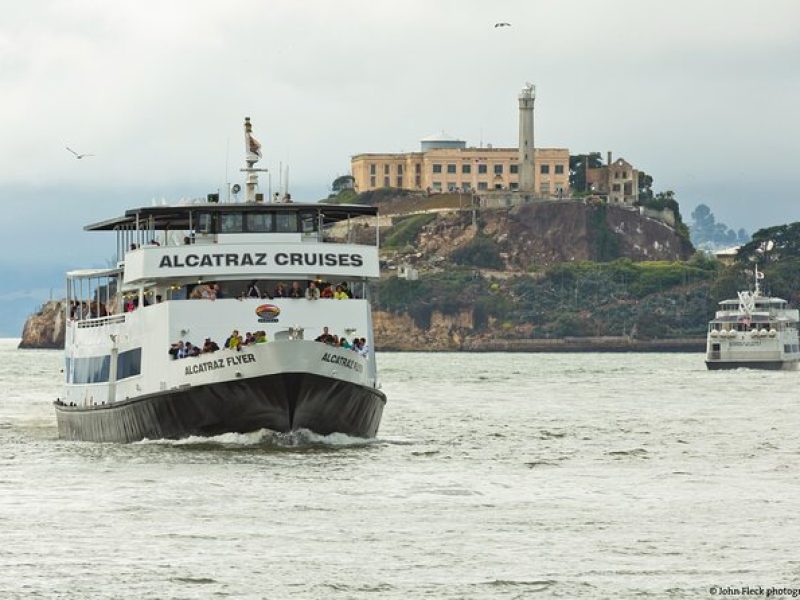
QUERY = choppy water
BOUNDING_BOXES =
[1,338,799,599]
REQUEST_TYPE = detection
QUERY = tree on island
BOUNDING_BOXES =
[689,203,749,249]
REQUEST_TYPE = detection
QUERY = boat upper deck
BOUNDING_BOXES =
[77,202,382,285]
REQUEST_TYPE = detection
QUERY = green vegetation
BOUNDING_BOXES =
[382,213,436,249]
[374,256,723,339]
[587,205,620,261]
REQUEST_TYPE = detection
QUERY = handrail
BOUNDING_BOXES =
[76,315,126,328]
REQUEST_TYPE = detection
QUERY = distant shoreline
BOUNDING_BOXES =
[8,335,705,353]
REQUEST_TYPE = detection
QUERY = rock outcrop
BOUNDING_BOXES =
[18,301,66,349]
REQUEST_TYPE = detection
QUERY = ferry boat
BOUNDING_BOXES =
[706,265,800,370]
[55,118,386,442]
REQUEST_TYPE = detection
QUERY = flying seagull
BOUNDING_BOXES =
[66,146,94,159]
[494,22,511,28]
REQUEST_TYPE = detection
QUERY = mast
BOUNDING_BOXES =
[242,117,266,203]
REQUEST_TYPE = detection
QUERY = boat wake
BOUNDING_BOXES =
[136,428,381,451]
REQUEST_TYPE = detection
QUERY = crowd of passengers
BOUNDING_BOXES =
[245,280,354,300]
[72,280,355,319]
[314,326,370,357]
[168,329,268,359]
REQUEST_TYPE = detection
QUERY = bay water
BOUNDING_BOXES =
[1,339,798,598]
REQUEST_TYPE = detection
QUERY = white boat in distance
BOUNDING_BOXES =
[55,118,386,442]
[706,265,800,370]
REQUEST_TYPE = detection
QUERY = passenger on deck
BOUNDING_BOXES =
[169,341,184,359]
[289,281,303,299]
[339,337,351,350]
[340,282,354,299]
[273,283,287,298]
[255,331,268,343]
[244,332,255,345]
[225,330,243,351]
[358,337,369,357]
[320,284,334,299]
[315,326,334,344]
[203,338,219,353]
[305,281,320,300]
[334,285,348,300]
[246,280,261,298]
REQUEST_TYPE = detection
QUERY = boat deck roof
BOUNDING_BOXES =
[85,203,379,231]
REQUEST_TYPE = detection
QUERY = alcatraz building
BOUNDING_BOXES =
[351,84,570,198]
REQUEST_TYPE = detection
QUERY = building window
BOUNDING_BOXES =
[448,182,457,192]
[462,164,471,174]
[384,164,390,175]
[432,181,442,191]
[370,176,376,187]
[478,182,488,190]
[510,164,519,174]
[447,164,456,174]
[494,164,503,175]
[612,183,621,192]
[623,171,628,178]
[540,164,550,174]
[398,164,403,175]
[615,171,620,179]
[540,182,550,194]
[369,164,376,175]
[478,164,487,174]
[462,182,471,191]
[432,164,442,173]
[397,176,403,187]
[494,183,503,190]
[415,164,421,174]
[384,176,390,187]
[510,182,519,190]
[554,164,564,174]
[415,175,421,187]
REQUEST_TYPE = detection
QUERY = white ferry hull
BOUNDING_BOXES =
[705,359,799,371]
[57,341,385,443]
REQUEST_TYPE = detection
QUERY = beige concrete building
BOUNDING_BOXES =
[585,152,640,206]
[352,139,570,198]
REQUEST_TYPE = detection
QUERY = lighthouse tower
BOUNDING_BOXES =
[518,83,536,193]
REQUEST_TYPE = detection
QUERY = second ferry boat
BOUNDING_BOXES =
[56,118,386,442]
[706,265,800,370]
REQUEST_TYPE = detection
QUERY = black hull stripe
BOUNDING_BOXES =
[56,373,386,443]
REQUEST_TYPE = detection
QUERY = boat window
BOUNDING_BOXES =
[117,348,142,380]
[220,213,244,233]
[299,211,316,234]
[197,212,215,234]
[275,213,298,233]
[247,212,273,233]
[68,355,110,384]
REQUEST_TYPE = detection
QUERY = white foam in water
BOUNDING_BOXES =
[136,428,376,448]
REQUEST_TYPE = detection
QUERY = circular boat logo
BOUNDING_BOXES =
[256,304,280,323]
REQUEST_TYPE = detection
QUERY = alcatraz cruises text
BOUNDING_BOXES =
[158,251,365,269]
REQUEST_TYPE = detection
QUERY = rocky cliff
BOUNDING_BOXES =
[405,202,693,269]
[18,301,66,349]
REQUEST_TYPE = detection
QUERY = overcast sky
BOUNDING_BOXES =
[1,0,799,333]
